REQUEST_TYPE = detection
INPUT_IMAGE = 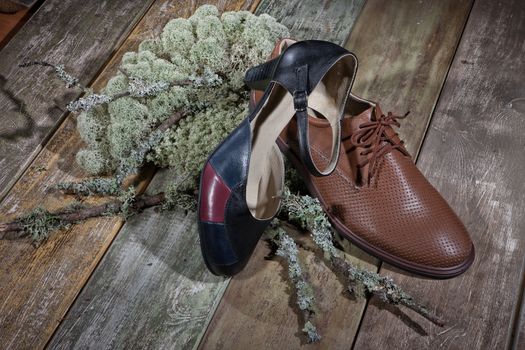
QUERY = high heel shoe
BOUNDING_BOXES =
[198,40,358,276]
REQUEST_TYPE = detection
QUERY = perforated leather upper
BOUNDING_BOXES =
[281,107,474,271]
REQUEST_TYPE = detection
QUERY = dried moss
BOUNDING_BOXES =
[74,6,289,182]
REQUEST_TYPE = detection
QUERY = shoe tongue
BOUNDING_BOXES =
[341,105,375,134]
[340,104,389,184]
[371,104,383,121]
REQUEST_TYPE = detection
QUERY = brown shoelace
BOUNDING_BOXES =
[345,110,410,185]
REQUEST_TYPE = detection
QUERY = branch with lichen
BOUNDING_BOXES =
[266,220,321,343]
[280,187,445,327]
[19,61,86,90]
[0,192,167,242]
[66,78,194,112]
[18,61,197,112]
[56,112,185,196]
[1,169,197,242]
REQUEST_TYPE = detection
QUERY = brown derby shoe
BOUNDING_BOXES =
[249,40,474,278]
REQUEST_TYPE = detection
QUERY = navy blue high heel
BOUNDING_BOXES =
[198,40,358,276]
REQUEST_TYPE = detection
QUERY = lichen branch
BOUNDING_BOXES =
[266,220,321,343]
[66,79,193,112]
[280,187,445,327]
[19,61,85,90]
[332,256,444,326]
[0,192,166,241]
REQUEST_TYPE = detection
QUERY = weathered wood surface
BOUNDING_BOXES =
[347,0,473,157]
[255,0,364,45]
[514,301,525,350]
[199,0,473,349]
[0,118,151,350]
[354,0,525,348]
[47,170,228,350]
[0,0,156,201]
[0,0,257,349]
[0,4,29,47]
[41,1,258,349]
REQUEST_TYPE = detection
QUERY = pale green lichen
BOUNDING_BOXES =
[150,100,248,191]
[162,176,197,212]
[19,61,82,90]
[67,94,111,112]
[302,321,322,344]
[61,126,168,196]
[18,208,68,243]
[76,148,114,176]
[281,187,340,259]
[119,187,137,219]
[55,178,121,197]
[72,5,289,196]
[267,220,320,343]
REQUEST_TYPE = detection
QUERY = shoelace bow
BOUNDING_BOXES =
[345,110,410,185]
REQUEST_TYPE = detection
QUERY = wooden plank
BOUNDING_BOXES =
[255,0,364,44]
[44,2,260,349]
[0,5,28,48]
[354,0,525,348]
[0,0,156,201]
[47,170,229,350]
[0,1,254,349]
[347,0,472,157]
[513,299,525,350]
[199,1,473,349]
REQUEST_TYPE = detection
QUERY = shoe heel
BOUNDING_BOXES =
[244,57,279,90]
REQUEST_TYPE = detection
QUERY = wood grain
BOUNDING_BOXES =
[0,1,255,349]
[47,170,228,350]
[514,300,525,350]
[0,0,156,201]
[199,1,473,349]
[347,0,472,157]
[255,0,364,44]
[354,0,525,348]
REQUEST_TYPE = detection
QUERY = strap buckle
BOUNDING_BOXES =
[293,90,308,112]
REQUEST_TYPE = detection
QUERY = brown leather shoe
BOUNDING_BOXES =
[248,40,474,278]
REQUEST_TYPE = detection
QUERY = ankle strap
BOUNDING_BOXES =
[245,40,355,177]
[293,64,341,176]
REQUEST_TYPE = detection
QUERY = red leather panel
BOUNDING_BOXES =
[200,163,231,222]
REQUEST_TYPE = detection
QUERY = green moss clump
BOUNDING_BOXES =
[149,99,248,191]
[76,5,289,192]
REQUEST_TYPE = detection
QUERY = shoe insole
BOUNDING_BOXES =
[246,61,354,219]
[247,85,290,219]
